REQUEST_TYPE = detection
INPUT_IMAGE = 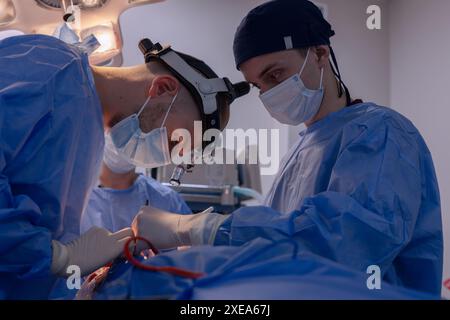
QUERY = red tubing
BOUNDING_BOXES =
[123,237,204,280]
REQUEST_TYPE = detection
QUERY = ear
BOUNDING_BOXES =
[315,45,330,68]
[148,75,179,98]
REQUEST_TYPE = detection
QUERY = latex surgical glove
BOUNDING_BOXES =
[132,206,229,250]
[51,227,133,277]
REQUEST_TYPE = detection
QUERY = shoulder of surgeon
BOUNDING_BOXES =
[0,34,95,156]
[341,102,429,155]
[0,34,82,56]
[0,34,87,78]
[136,175,192,214]
[0,34,91,106]
[0,34,90,105]
[137,174,181,198]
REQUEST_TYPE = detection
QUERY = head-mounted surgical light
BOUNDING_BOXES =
[138,38,250,187]
[138,38,250,134]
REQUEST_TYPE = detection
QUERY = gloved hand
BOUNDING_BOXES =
[51,227,133,277]
[132,206,229,250]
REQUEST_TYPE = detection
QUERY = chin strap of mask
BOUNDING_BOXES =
[329,46,352,106]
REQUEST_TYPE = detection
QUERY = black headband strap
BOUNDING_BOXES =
[329,47,352,106]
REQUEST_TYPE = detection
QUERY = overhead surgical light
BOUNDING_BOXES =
[1,0,166,66]
[128,0,156,3]
[81,22,120,65]
[35,0,108,10]
[80,0,105,8]
[0,0,16,26]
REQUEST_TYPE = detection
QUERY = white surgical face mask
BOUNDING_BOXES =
[103,133,136,174]
[110,93,178,169]
[260,48,324,126]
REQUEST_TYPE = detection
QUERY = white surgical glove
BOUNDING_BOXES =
[51,227,133,277]
[132,206,229,250]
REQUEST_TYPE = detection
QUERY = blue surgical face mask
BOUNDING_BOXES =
[53,22,101,56]
[110,93,178,169]
[103,133,136,174]
[259,48,324,126]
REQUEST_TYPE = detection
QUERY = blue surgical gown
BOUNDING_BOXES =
[0,35,104,299]
[81,174,191,233]
[94,239,437,300]
[213,103,443,295]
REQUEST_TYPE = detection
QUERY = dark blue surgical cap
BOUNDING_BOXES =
[233,0,335,69]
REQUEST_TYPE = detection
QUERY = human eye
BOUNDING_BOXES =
[265,69,284,85]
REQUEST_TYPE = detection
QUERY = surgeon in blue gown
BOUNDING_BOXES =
[0,35,109,299]
[0,33,234,299]
[81,134,191,233]
[132,0,443,296]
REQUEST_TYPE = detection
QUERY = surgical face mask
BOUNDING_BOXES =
[53,22,101,56]
[260,48,324,126]
[103,133,136,174]
[110,93,178,169]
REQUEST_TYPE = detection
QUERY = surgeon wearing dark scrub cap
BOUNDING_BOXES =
[131,0,443,296]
